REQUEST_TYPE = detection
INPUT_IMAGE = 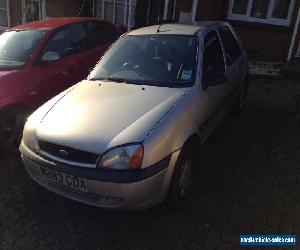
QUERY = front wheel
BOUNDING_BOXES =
[166,140,197,208]
[0,107,29,155]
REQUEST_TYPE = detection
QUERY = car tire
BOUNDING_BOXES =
[166,139,198,209]
[232,74,249,114]
[0,107,30,155]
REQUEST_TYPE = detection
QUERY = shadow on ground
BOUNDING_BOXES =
[0,77,299,250]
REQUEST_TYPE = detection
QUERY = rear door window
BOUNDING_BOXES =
[202,31,225,82]
[218,26,242,66]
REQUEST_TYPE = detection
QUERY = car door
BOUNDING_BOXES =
[217,25,244,90]
[31,22,87,105]
[197,30,230,140]
[78,21,121,79]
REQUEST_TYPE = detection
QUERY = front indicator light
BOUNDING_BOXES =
[22,121,39,153]
[129,145,144,169]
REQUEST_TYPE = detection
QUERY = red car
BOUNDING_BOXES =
[0,17,121,154]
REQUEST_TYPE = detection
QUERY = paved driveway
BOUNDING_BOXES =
[0,77,300,250]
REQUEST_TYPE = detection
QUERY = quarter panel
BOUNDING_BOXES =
[106,91,188,150]
[0,68,38,111]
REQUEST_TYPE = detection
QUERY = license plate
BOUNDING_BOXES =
[40,167,88,193]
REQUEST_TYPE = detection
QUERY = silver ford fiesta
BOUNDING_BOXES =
[20,22,248,210]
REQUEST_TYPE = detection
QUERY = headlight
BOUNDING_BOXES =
[97,144,144,170]
[22,121,39,153]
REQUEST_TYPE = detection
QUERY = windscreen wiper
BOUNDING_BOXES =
[90,77,145,85]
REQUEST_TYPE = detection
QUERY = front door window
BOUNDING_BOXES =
[202,31,226,83]
[40,23,87,60]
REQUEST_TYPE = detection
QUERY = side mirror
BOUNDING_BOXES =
[202,72,228,90]
[41,51,60,62]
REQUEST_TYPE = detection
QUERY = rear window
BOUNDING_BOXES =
[218,26,242,66]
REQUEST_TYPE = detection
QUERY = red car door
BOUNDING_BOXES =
[31,22,87,105]
[78,21,121,79]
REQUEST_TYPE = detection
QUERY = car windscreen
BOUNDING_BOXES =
[0,30,45,69]
[89,35,198,87]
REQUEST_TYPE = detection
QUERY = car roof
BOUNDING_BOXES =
[11,17,108,31]
[128,21,226,36]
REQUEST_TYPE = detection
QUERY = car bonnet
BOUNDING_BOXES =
[36,80,189,155]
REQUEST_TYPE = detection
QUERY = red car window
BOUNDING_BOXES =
[41,23,88,59]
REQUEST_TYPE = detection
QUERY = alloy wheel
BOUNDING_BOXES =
[0,113,26,153]
[178,153,194,199]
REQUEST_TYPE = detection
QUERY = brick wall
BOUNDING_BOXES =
[176,0,193,13]
[229,0,300,61]
[232,24,293,60]
[174,0,193,19]
[196,0,227,21]
[195,0,300,61]
[46,0,81,18]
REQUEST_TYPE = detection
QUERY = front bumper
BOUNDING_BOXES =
[20,142,179,210]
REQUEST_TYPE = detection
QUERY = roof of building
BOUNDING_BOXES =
[128,21,223,36]
[11,17,110,31]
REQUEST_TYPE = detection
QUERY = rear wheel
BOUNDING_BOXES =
[166,140,197,208]
[232,74,249,113]
[0,107,29,155]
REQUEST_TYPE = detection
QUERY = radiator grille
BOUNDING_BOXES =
[39,141,99,165]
